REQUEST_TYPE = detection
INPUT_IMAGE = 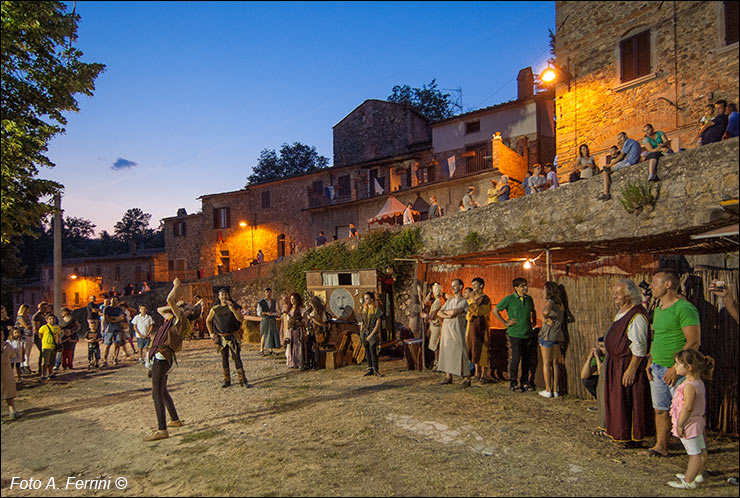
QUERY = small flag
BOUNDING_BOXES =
[374,178,384,195]
[447,155,456,178]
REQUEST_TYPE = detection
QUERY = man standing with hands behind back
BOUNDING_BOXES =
[640,269,701,458]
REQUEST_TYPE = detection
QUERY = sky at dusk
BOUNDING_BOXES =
[45,1,555,236]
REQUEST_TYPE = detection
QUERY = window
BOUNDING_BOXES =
[726,1,739,45]
[337,273,353,286]
[220,250,230,273]
[465,121,481,134]
[619,30,651,82]
[74,292,80,305]
[261,190,270,209]
[213,207,230,228]
[277,234,286,258]
[368,169,385,196]
[174,221,186,237]
[336,175,351,199]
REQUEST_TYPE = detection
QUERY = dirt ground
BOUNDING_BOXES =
[1,339,738,497]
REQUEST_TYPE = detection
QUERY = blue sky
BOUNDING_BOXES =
[46,1,554,235]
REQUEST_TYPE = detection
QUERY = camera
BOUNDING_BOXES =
[638,280,652,298]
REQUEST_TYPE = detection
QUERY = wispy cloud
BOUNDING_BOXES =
[112,158,137,171]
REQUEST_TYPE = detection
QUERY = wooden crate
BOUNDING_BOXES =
[324,349,343,369]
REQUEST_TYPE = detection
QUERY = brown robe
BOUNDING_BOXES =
[603,305,655,442]
[466,294,491,367]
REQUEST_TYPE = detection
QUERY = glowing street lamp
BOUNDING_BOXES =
[239,221,248,227]
[540,66,557,83]
[70,274,78,280]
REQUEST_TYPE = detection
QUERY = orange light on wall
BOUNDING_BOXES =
[239,221,248,227]
[522,260,534,270]
[70,274,78,280]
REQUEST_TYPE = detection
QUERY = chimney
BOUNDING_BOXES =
[176,208,187,217]
[517,67,534,100]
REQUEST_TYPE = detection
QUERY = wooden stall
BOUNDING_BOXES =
[306,269,395,367]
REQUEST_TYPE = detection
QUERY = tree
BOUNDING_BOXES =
[64,216,96,240]
[114,208,153,244]
[246,142,329,186]
[1,1,105,244]
[387,79,455,121]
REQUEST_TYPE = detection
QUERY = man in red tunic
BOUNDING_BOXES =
[602,279,655,444]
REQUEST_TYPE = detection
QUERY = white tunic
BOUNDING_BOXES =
[437,296,470,377]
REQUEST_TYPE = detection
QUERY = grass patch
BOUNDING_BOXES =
[463,231,483,252]
[180,428,224,443]
[619,181,657,213]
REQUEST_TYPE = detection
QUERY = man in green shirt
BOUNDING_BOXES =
[494,278,537,392]
[640,269,701,458]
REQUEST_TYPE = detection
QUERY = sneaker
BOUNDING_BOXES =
[676,474,704,484]
[538,390,553,398]
[667,476,697,489]
[167,420,184,428]
[728,477,739,486]
[144,430,169,442]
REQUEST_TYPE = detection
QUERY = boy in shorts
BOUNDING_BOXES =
[85,323,102,369]
[132,305,154,363]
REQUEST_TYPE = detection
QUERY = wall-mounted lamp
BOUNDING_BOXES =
[70,274,78,280]
[239,221,248,227]
[538,61,572,90]
[522,260,534,270]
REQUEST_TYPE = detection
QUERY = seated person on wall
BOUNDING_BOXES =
[528,164,547,193]
[642,124,673,183]
[724,102,739,140]
[596,132,641,202]
[698,99,728,146]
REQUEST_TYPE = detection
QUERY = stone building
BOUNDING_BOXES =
[553,0,739,175]
[309,69,554,236]
[162,70,555,278]
[12,249,167,312]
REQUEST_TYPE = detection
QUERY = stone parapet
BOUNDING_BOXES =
[417,139,739,256]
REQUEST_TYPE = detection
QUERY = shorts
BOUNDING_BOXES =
[539,338,561,348]
[104,330,123,346]
[649,363,685,411]
[680,434,706,456]
[137,337,151,349]
[41,348,56,367]
[612,159,634,171]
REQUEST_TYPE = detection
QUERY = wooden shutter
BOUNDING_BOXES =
[213,209,218,228]
[620,30,650,82]
[727,1,739,45]
[225,207,231,228]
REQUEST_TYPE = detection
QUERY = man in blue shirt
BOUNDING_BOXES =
[597,132,641,201]
[724,102,739,139]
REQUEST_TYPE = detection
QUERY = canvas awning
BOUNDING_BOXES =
[415,219,739,267]
[368,195,419,225]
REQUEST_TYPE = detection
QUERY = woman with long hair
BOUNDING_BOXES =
[538,281,566,398]
[577,144,599,179]
[286,293,304,369]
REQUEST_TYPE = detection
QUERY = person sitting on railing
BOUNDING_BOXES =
[529,164,547,193]
[597,131,641,201]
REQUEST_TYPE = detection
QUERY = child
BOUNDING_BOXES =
[84,324,102,369]
[7,327,25,382]
[38,314,60,379]
[60,327,78,370]
[667,349,715,489]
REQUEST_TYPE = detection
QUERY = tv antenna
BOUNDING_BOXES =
[443,87,463,114]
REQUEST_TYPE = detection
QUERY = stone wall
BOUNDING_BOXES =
[417,138,739,255]
[163,212,202,274]
[333,100,432,167]
[554,1,740,176]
